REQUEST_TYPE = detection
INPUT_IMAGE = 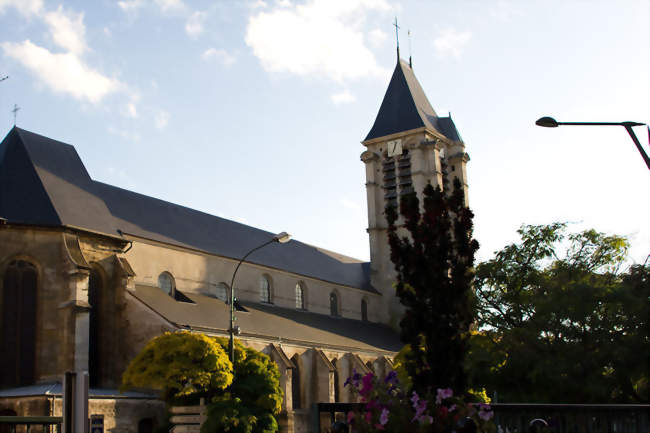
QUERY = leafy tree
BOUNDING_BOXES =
[202,338,283,433]
[468,223,649,403]
[386,176,479,395]
[120,331,233,402]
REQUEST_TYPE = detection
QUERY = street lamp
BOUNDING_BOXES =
[535,116,650,170]
[228,231,291,362]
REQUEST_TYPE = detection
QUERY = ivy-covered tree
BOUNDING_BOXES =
[386,176,479,395]
[202,338,283,433]
[468,223,649,403]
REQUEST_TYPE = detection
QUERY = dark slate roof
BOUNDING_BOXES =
[133,285,401,353]
[364,59,462,142]
[0,127,375,292]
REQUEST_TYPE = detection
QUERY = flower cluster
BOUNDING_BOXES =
[343,370,495,433]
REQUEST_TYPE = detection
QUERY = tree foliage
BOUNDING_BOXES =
[201,338,283,433]
[120,331,233,402]
[386,176,479,395]
[121,333,283,433]
[468,223,649,403]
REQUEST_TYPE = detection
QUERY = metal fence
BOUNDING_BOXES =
[313,402,650,433]
[0,416,62,433]
[490,403,649,433]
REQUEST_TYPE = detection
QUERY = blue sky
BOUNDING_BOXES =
[1,0,648,264]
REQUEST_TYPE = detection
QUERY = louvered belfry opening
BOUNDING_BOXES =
[1,260,37,388]
[383,149,413,209]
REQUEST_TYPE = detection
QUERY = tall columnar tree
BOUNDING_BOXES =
[386,176,479,395]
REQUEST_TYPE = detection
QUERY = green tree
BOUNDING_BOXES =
[202,338,283,433]
[386,176,479,395]
[120,331,233,402]
[468,223,649,403]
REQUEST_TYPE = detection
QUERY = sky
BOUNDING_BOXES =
[1,0,648,265]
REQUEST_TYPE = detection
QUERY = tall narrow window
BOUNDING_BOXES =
[88,266,103,387]
[215,283,228,301]
[260,276,271,303]
[295,282,305,309]
[158,272,174,296]
[330,292,338,316]
[291,354,301,410]
[1,260,37,388]
[361,299,368,321]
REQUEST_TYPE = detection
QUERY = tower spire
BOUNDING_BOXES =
[393,17,400,61]
[408,29,412,68]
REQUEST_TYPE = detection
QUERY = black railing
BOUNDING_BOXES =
[313,403,650,433]
[0,416,62,433]
[491,403,649,433]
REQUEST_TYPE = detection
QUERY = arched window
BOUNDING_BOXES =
[361,299,368,321]
[295,282,305,309]
[330,291,339,316]
[158,272,174,296]
[1,260,37,388]
[259,275,271,303]
[88,266,104,387]
[215,283,229,301]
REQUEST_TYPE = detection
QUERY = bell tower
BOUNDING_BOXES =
[361,58,470,328]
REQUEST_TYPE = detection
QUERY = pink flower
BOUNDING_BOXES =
[410,391,420,408]
[364,411,372,423]
[478,410,494,421]
[435,388,453,404]
[449,404,457,412]
[347,411,355,424]
[374,423,385,430]
[359,372,375,396]
[379,408,389,426]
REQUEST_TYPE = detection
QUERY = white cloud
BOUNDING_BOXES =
[276,0,291,7]
[2,40,121,103]
[155,0,185,13]
[185,11,206,38]
[330,90,355,104]
[123,102,138,118]
[0,0,43,16]
[107,126,140,142]
[433,28,471,58]
[44,6,87,54]
[245,0,391,83]
[250,0,268,9]
[202,48,236,66]
[489,0,522,22]
[154,110,170,129]
[118,0,145,13]
[367,28,386,47]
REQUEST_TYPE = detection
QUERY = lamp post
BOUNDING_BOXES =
[228,231,291,363]
[535,116,650,170]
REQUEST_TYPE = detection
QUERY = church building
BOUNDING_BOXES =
[0,56,468,433]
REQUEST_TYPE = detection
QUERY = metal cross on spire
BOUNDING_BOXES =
[12,104,20,126]
[393,17,400,60]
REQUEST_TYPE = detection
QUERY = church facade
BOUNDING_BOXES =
[0,58,468,433]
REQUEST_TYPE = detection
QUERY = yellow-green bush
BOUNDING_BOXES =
[120,331,233,401]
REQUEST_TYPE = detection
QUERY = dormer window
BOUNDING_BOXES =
[215,283,228,301]
[158,272,174,296]
[260,275,271,303]
[330,291,339,316]
[295,282,306,309]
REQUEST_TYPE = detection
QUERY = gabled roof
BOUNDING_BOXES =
[0,127,375,292]
[364,59,462,143]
